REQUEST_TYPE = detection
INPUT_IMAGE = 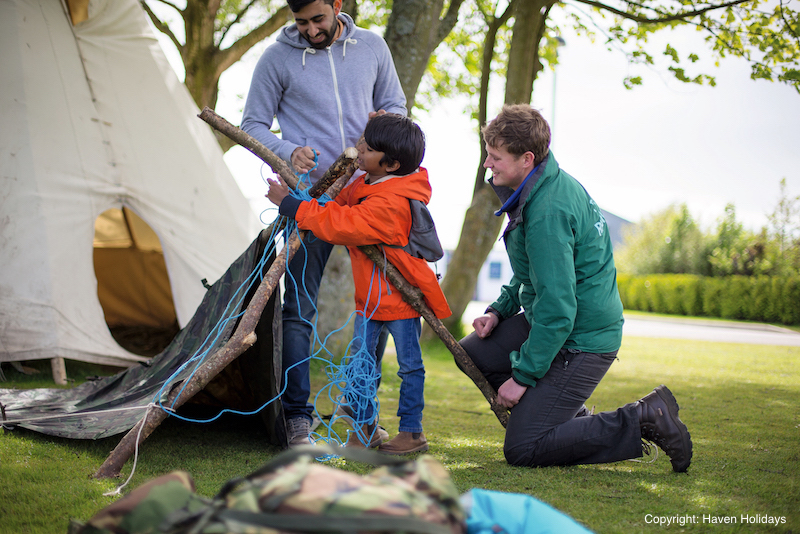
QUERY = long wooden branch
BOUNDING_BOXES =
[359,246,508,427]
[95,121,357,478]
[96,109,504,478]
[200,107,506,425]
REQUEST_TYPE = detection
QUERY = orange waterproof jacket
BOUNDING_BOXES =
[293,168,452,321]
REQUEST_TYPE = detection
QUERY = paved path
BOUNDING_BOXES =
[622,315,800,346]
[464,302,800,347]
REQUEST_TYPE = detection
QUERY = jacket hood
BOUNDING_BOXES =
[277,12,356,49]
[353,168,432,204]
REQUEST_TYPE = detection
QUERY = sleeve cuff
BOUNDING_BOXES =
[485,306,502,320]
[279,195,303,218]
[511,372,535,388]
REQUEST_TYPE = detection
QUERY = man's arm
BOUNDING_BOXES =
[240,47,301,166]
[511,214,578,386]
[369,35,407,116]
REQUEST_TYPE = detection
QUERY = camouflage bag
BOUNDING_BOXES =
[70,444,466,534]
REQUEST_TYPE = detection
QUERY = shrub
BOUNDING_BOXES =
[618,274,800,325]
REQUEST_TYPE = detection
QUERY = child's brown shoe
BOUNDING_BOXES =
[378,431,429,455]
[345,423,384,449]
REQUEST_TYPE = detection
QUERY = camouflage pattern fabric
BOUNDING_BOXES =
[70,445,467,534]
[68,471,208,534]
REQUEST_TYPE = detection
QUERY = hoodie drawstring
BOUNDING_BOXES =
[302,37,357,66]
[342,38,357,57]
[302,47,317,67]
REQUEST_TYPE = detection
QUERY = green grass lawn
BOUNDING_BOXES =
[1,331,798,533]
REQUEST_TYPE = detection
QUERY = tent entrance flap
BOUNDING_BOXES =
[94,207,179,355]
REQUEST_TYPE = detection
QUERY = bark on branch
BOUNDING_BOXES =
[359,246,509,427]
[95,108,503,478]
[95,113,357,478]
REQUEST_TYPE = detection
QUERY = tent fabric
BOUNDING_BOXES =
[0,233,284,444]
[0,0,261,367]
[94,207,178,329]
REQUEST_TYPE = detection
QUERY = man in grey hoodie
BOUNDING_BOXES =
[241,0,407,448]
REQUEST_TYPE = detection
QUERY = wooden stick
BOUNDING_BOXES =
[200,108,506,425]
[198,107,298,188]
[94,126,357,478]
[358,246,508,427]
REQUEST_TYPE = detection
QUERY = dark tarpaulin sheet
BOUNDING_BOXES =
[0,232,283,444]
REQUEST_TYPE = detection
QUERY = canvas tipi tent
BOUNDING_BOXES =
[0,0,262,379]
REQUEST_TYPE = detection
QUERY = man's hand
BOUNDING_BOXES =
[472,313,499,339]
[497,377,527,409]
[368,109,387,120]
[291,146,317,174]
[265,175,290,206]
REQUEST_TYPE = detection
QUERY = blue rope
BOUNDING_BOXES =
[152,154,384,455]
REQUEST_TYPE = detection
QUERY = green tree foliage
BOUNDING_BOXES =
[707,204,767,276]
[616,180,800,277]
[615,204,705,275]
[766,177,800,275]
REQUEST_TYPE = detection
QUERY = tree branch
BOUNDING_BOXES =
[358,246,508,427]
[141,1,184,53]
[215,6,292,77]
[437,0,468,43]
[573,0,751,24]
[217,0,261,46]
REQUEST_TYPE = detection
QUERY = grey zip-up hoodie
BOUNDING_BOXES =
[241,13,407,183]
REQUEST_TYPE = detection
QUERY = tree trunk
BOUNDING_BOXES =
[504,0,550,104]
[383,0,465,111]
[436,188,503,335]
[432,0,551,337]
[315,246,355,358]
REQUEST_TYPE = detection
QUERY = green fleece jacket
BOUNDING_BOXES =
[489,152,624,387]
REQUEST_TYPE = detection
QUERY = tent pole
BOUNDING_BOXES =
[51,358,68,385]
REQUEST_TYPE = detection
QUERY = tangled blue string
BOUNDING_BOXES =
[153,151,384,455]
[289,187,332,206]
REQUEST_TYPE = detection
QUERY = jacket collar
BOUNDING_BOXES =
[490,151,551,234]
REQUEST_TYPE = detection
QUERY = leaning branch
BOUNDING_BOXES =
[359,246,508,427]
[94,112,357,479]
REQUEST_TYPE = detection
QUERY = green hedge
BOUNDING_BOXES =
[616,274,800,325]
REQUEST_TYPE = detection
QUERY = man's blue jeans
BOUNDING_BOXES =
[280,233,334,421]
[350,314,425,433]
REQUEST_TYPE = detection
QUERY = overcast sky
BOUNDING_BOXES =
[206,21,799,250]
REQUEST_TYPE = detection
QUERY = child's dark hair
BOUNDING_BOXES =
[363,113,425,176]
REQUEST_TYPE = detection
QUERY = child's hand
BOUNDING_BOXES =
[265,175,290,206]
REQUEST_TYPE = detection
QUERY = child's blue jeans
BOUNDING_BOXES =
[350,314,425,433]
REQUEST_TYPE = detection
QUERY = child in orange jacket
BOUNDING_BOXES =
[266,113,451,455]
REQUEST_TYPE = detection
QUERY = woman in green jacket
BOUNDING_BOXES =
[460,105,692,472]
